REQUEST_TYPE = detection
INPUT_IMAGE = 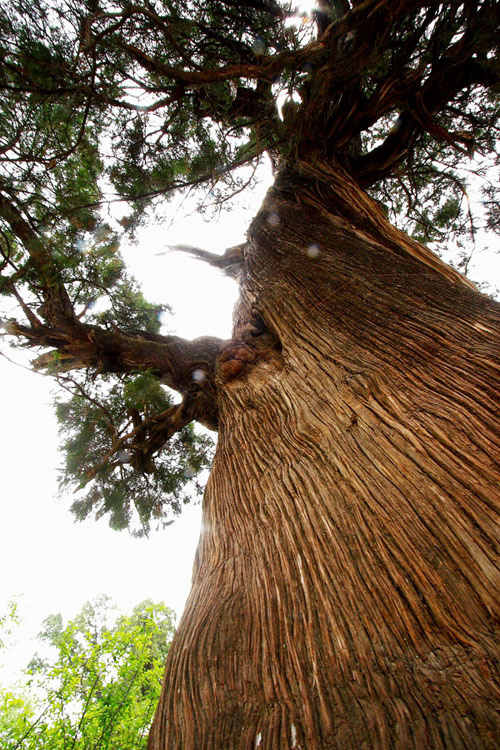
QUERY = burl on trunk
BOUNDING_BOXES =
[149,165,500,749]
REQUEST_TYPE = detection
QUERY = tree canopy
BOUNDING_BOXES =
[0,597,176,749]
[1,0,499,533]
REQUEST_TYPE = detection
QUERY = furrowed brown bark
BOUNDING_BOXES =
[149,164,500,748]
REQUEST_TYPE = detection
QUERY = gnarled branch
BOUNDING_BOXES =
[169,243,245,278]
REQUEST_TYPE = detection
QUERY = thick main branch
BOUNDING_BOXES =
[9,319,221,419]
[0,189,222,426]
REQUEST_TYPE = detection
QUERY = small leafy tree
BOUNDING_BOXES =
[0,598,175,749]
[0,602,36,744]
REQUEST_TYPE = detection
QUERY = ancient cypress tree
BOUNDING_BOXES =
[1,1,500,747]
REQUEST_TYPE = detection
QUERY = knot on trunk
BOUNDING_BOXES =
[217,340,256,383]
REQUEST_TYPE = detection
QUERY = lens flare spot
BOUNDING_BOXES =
[306,243,320,257]
[192,368,206,383]
[251,36,266,55]
[76,238,88,253]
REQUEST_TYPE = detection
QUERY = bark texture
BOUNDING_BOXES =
[149,166,500,749]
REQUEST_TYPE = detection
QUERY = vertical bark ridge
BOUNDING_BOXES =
[149,180,499,749]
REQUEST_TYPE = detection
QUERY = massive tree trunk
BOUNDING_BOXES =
[148,163,500,749]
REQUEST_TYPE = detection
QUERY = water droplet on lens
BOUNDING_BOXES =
[252,36,266,55]
[306,243,320,258]
[390,115,404,134]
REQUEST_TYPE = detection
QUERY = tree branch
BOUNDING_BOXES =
[0,184,221,423]
[9,318,221,401]
[355,55,500,186]
[169,243,245,278]
[0,188,76,322]
[78,399,197,486]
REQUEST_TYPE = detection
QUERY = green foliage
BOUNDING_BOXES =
[0,7,105,225]
[0,0,289,217]
[91,278,168,335]
[0,603,35,743]
[56,372,214,536]
[0,597,175,750]
[0,601,19,651]
[0,691,36,747]
[1,0,497,265]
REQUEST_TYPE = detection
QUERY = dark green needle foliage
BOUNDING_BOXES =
[0,597,176,749]
[56,372,214,536]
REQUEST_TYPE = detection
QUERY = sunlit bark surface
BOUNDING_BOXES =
[149,166,500,749]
